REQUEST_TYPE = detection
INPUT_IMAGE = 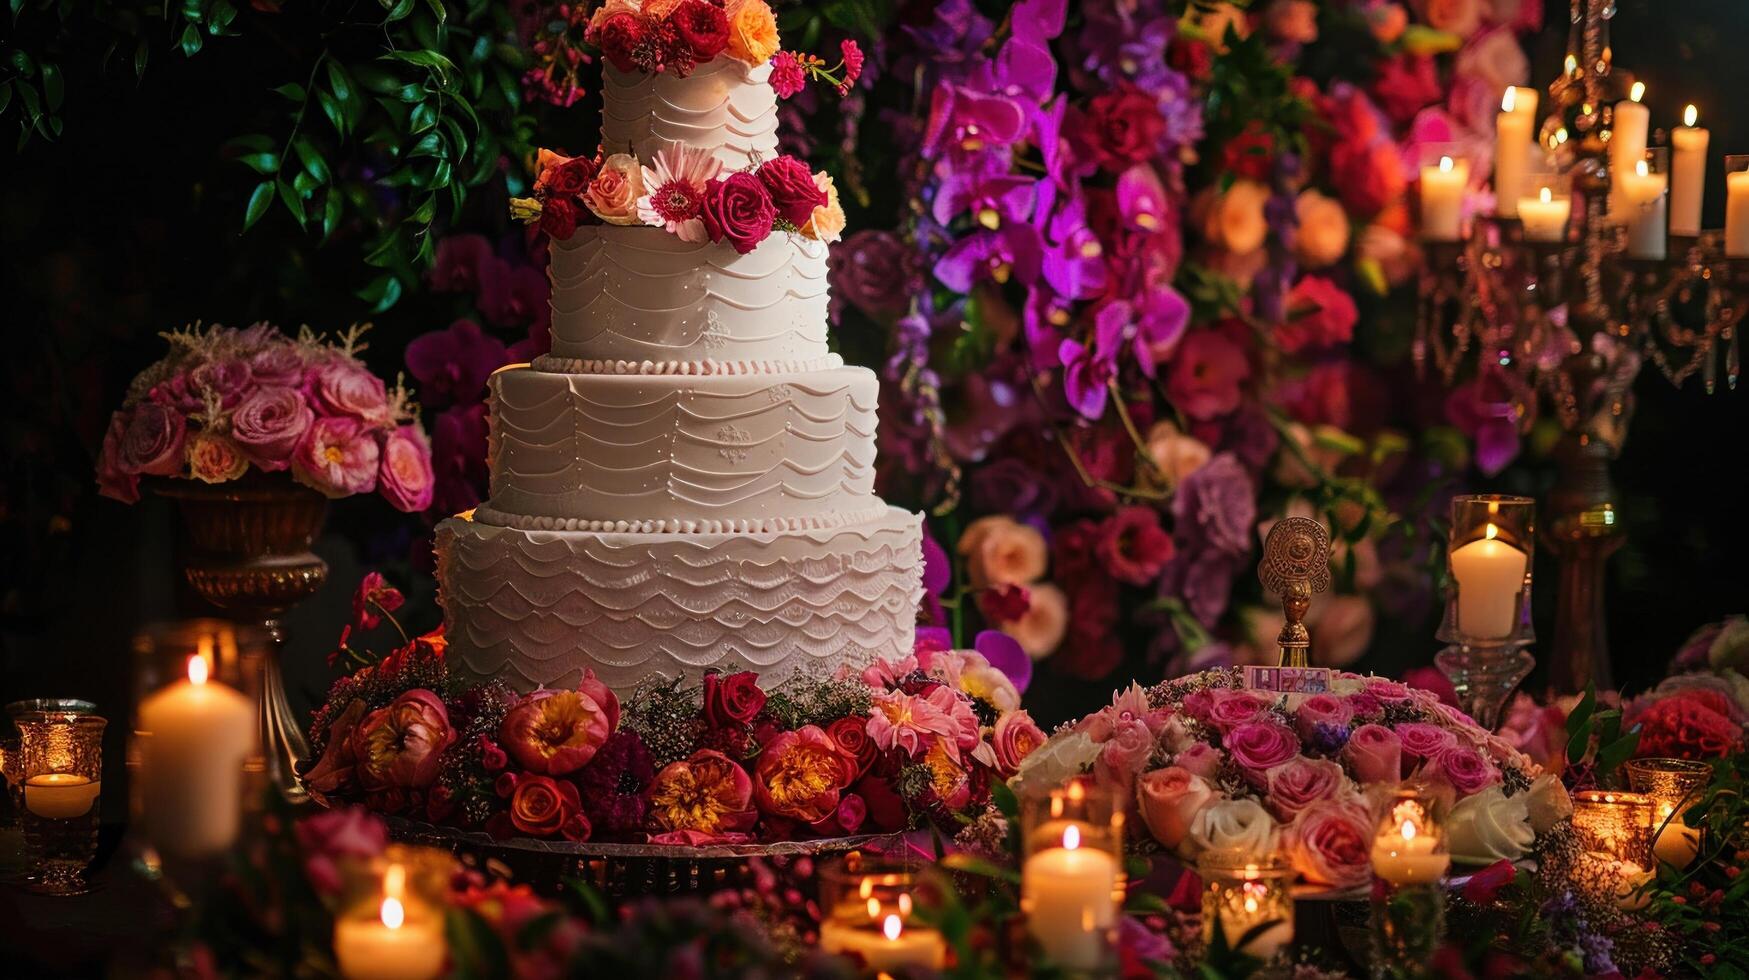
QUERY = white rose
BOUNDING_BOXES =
[1185,798,1280,861]
[1010,731,1101,797]
[1525,773,1573,835]
[1448,786,1534,864]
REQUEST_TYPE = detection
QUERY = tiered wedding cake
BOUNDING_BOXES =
[435,49,923,695]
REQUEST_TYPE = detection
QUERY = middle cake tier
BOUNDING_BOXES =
[480,364,881,531]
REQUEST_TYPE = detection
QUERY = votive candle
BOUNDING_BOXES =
[1024,823,1120,970]
[334,866,447,980]
[1670,106,1710,237]
[1420,155,1470,241]
[1518,185,1572,242]
[1449,524,1528,641]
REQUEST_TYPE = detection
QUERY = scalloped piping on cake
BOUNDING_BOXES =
[468,503,892,534]
[531,354,845,375]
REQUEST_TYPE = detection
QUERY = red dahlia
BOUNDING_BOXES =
[591,10,646,74]
[671,0,730,61]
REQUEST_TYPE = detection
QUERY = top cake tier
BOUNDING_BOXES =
[600,59,778,171]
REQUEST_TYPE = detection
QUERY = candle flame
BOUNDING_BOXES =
[1685,104,1699,128]
[1630,81,1645,103]
[883,914,902,942]
[1401,819,1418,841]
[1564,54,1577,76]
[1063,824,1081,850]
[898,893,913,916]
[1484,523,1499,541]
[380,896,405,930]
[868,897,881,919]
[188,654,209,686]
[384,863,406,900]
[1636,159,1650,178]
[1067,780,1085,802]
[1501,87,1516,113]
[1540,186,1553,204]
[1244,895,1259,914]
[859,878,874,900]
[1439,156,1454,174]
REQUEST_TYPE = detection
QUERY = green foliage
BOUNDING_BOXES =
[1564,683,1642,782]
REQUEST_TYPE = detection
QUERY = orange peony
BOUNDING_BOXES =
[725,0,779,66]
[646,750,757,835]
[752,725,855,823]
[799,171,846,243]
[499,687,615,776]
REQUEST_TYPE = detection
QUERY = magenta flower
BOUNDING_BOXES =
[1058,301,1125,418]
[933,223,1042,292]
[406,319,509,408]
[231,386,314,470]
[867,689,959,759]
[921,84,1027,163]
[1130,288,1191,377]
[292,416,381,498]
[769,50,806,98]
[1444,372,1521,476]
[1165,329,1249,420]
[428,234,494,293]
[430,403,488,514]
[1040,195,1108,300]
[379,425,436,512]
[309,358,390,424]
[933,172,1037,228]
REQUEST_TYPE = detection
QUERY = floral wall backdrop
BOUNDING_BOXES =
[2,0,1747,737]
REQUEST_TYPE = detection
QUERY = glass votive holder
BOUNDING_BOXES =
[1518,174,1574,244]
[332,844,454,980]
[818,855,948,972]
[16,711,107,895]
[1369,788,1451,887]
[1626,758,1712,867]
[1438,494,1535,647]
[1725,155,1749,258]
[1197,852,1294,961]
[1571,789,1655,869]
[1019,776,1124,972]
[1417,143,1472,242]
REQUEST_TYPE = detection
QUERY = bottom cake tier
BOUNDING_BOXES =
[435,506,923,694]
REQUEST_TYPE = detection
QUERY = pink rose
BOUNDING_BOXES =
[1179,690,1215,725]
[351,689,456,790]
[584,153,644,225]
[500,688,616,776]
[292,416,381,498]
[309,358,390,423]
[993,710,1047,776]
[1395,723,1458,762]
[248,343,308,387]
[378,425,435,512]
[1136,766,1216,851]
[96,413,141,503]
[1366,680,1414,703]
[755,155,828,227]
[1285,799,1374,888]
[1433,744,1500,796]
[119,402,188,477]
[187,433,249,484]
[1342,723,1402,784]
[1095,718,1158,792]
[1264,757,1347,822]
[1174,742,1224,780]
[1206,689,1271,733]
[230,386,314,469]
[577,668,621,731]
[1294,694,1355,743]
[294,805,388,896]
[700,171,777,255]
[1223,722,1300,774]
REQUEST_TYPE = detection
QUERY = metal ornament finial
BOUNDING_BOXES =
[1259,517,1332,669]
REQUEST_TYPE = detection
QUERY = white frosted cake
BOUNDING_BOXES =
[436,50,922,695]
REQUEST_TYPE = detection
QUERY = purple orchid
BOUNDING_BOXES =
[902,0,995,79]
[1130,287,1192,377]
[1116,164,1172,234]
[933,224,1043,292]
[1024,287,1073,372]
[1057,301,1126,419]
[975,629,1032,694]
[1040,196,1108,300]
[921,84,1028,164]
[405,319,509,409]
[1444,375,1521,476]
[932,172,1037,228]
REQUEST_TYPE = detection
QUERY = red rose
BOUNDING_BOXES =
[1462,859,1517,905]
[1221,121,1276,182]
[703,671,767,728]
[701,171,776,254]
[1167,37,1213,82]
[592,11,646,73]
[541,196,579,240]
[1637,695,1742,760]
[1081,85,1164,172]
[509,775,584,839]
[670,0,729,60]
[756,155,827,227]
[825,716,876,776]
[545,156,597,196]
[976,583,1032,625]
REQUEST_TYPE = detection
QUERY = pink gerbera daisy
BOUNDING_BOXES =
[637,144,722,242]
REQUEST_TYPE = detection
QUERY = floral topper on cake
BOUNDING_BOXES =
[97,322,434,510]
[584,0,861,87]
[511,145,845,252]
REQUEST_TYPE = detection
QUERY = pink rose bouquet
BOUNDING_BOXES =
[97,323,431,509]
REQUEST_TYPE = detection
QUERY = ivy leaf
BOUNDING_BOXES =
[424,0,447,24]
[243,181,274,231]
[292,135,330,183]
[9,50,35,75]
[317,90,346,136]
[358,273,404,313]
[276,178,307,225]
[1565,683,1598,764]
[179,23,203,57]
[382,49,457,78]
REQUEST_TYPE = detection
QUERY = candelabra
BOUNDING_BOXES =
[1416,0,1742,697]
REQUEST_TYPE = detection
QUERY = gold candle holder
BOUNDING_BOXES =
[1626,758,1712,868]
[1197,852,1293,961]
[1019,776,1124,972]
[818,855,948,972]
[1571,789,1655,907]
[15,710,107,895]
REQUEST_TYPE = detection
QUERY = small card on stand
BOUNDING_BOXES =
[1243,665,1333,695]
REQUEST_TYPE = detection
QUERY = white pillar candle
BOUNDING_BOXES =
[820,914,948,972]
[1370,819,1451,885]
[1518,185,1572,242]
[24,773,100,819]
[1652,804,1700,867]
[1727,171,1749,256]
[334,895,448,980]
[137,654,255,858]
[1449,526,1528,641]
[1670,106,1710,237]
[1023,825,1119,971]
[1419,156,1470,241]
[1494,87,1535,217]
[1618,159,1669,259]
[1610,82,1650,213]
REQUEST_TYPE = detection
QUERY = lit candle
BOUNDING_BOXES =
[1448,523,1529,641]
[1419,155,1470,241]
[1610,81,1650,213]
[1618,158,1669,259]
[1494,87,1535,217]
[1023,824,1119,970]
[1215,869,1293,958]
[1370,814,1450,886]
[1518,185,1572,242]
[23,772,100,819]
[334,867,448,980]
[1652,803,1701,867]
[1611,858,1654,910]
[1727,164,1749,257]
[820,912,947,972]
[1670,105,1710,237]
[137,654,255,858]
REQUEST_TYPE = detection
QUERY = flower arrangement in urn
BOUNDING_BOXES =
[97,322,433,510]
[305,576,1044,844]
[1015,668,1568,887]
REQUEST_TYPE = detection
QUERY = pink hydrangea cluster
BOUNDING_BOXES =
[97,323,433,510]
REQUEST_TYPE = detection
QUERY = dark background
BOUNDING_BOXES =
[3,2,1747,812]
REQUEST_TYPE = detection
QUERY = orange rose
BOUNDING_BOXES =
[725,0,779,66]
[508,775,588,840]
[1000,582,1068,658]
[799,171,846,243]
[646,750,757,835]
[957,515,1048,588]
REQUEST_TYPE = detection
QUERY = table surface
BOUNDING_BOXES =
[0,823,171,977]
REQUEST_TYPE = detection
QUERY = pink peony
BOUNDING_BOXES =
[292,416,381,498]
[1432,744,1500,796]
[351,689,456,790]
[1095,718,1158,792]
[1174,742,1224,780]
[294,805,388,896]
[868,687,964,760]
[1166,330,1250,420]
[1223,722,1300,774]
[119,402,188,477]
[309,358,390,423]
[1395,723,1459,762]
[753,726,856,824]
[993,710,1047,776]
[378,425,435,512]
[1206,689,1271,733]
[1343,723,1402,784]
[1294,694,1355,743]
[230,386,314,470]
[1137,766,1215,851]
[1264,757,1347,822]
[1285,799,1374,888]
[769,50,806,98]
[499,688,616,776]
